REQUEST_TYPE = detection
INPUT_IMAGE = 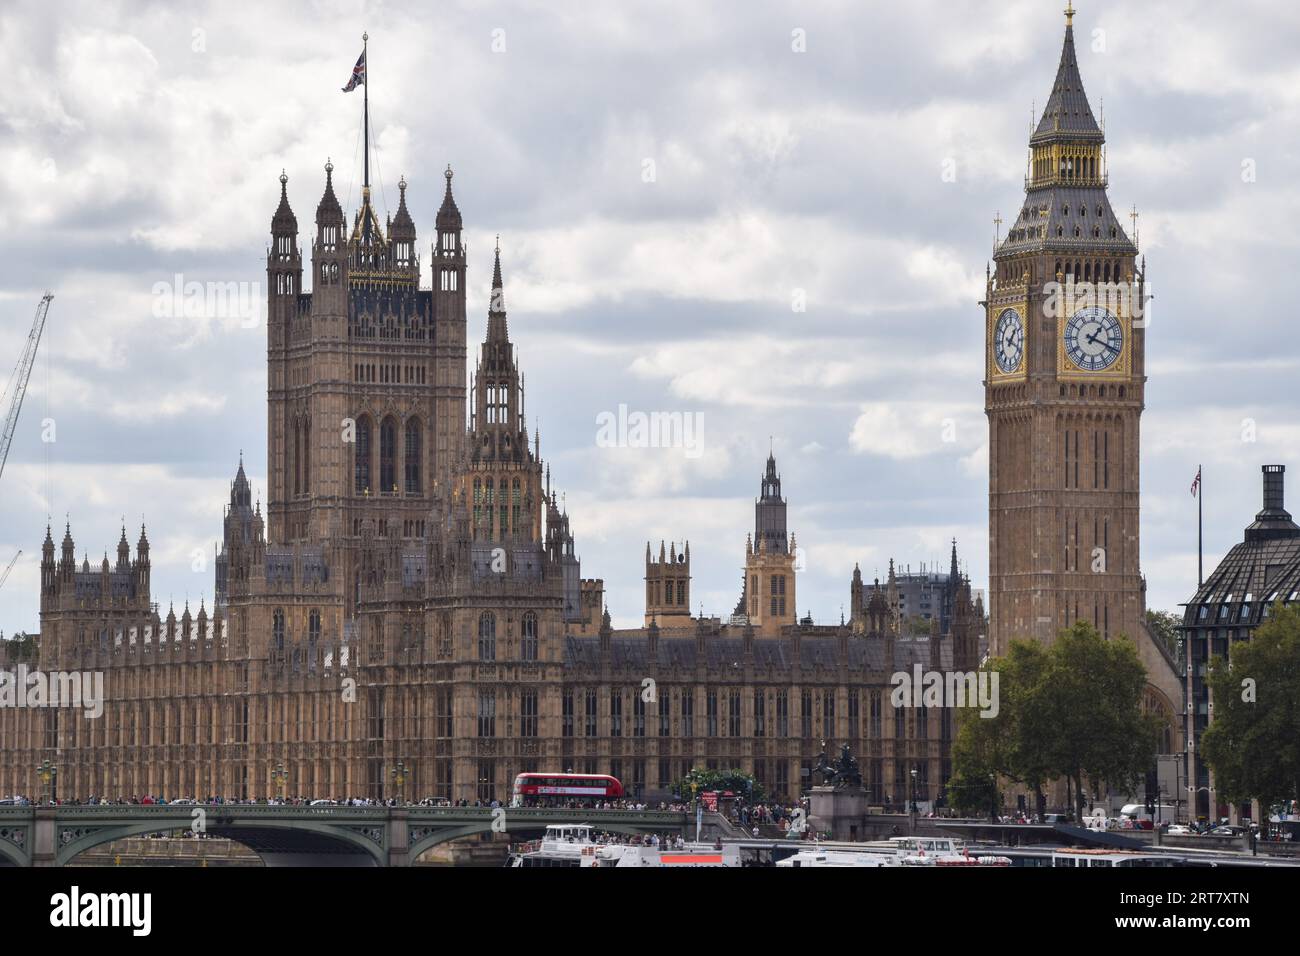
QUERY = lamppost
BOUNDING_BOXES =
[909,766,919,832]
[37,760,57,805]
[391,761,409,805]
[270,763,288,803]
[689,775,701,842]
[989,772,999,824]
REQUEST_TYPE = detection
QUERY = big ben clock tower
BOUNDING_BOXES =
[985,3,1147,656]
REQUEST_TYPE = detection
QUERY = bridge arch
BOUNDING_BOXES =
[55,814,387,867]
[0,830,28,867]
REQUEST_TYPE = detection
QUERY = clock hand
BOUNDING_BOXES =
[1083,330,1119,354]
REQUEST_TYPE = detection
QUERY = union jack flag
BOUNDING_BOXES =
[342,49,366,91]
[1190,467,1201,497]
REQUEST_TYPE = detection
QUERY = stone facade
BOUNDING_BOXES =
[983,12,1183,741]
[0,153,985,807]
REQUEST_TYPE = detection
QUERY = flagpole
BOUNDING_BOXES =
[1198,464,1203,587]
[362,32,369,191]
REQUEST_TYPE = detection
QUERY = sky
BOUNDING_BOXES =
[2,0,1299,634]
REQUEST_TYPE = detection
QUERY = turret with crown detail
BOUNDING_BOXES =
[741,450,797,634]
[645,540,692,626]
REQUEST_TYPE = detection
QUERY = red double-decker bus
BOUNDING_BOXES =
[511,773,624,807]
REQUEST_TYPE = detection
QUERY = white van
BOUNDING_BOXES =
[1118,803,1180,825]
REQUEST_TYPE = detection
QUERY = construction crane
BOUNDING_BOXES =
[0,550,20,594]
[0,292,54,483]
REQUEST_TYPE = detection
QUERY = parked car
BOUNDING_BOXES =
[1165,824,1193,835]
[1208,825,1247,837]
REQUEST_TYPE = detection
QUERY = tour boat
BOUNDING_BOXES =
[508,824,740,868]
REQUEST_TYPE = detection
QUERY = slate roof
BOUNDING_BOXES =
[563,631,953,674]
[1031,23,1103,144]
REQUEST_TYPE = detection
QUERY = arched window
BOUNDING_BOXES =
[380,416,398,493]
[404,418,422,494]
[473,477,482,534]
[301,417,310,496]
[293,419,301,496]
[478,611,496,661]
[512,478,521,534]
[522,612,538,661]
[354,416,372,494]
[273,609,285,652]
[308,610,321,648]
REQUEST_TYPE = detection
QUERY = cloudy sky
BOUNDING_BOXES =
[1,0,1298,634]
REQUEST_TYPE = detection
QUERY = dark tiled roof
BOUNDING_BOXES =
[1183,469,1300,628]
[562,632,953,674]
[997,186,1136,257]
[1031,24,1103,144]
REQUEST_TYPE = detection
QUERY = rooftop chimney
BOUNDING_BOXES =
[1263,464,1285,513]
[1245,464,1300,542]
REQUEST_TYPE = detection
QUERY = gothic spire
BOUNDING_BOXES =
[437,164,462,232]
[272,169,297,235]
[1032,4,1102,145]
[486,236,509,343]
[316,158,343,225]
[390,174,415,240]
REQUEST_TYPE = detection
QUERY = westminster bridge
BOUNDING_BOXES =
[0,804,692,867]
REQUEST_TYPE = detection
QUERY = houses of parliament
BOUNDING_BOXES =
[0,8,1182,808]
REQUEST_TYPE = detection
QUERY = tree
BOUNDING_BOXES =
[675,768,766,803]
[1145,609,1182,658]
[947,644,1054,817]
[1040,622,1160,822]
[1201,603,1300,835]
[949,621,1159,821]
[1,631,37,663]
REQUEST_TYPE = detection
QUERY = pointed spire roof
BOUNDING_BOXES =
[437,164,462,230]
[316,159,343,224]
[231,452,252,509]
[491,236,504,301]
[272,169,297,234]
[486,236,509,342]
[1031,6,1103,144]
[390,174,415,239]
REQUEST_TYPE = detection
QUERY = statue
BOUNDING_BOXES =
[832,743,862,789]
[812,741,834,785]
[810,741,862,789]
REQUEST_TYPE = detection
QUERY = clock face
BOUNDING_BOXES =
[993,308,1023,374]
[1064,306,1123,372]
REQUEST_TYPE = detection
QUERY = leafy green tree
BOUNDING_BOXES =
[1145,609,1182,658]
[1,631,37,662]
[1202,603,1300,834]
[675,768,765,803]
[948,646,1053,816]
[1040,622,1160,822]
[949,621,1159,821]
